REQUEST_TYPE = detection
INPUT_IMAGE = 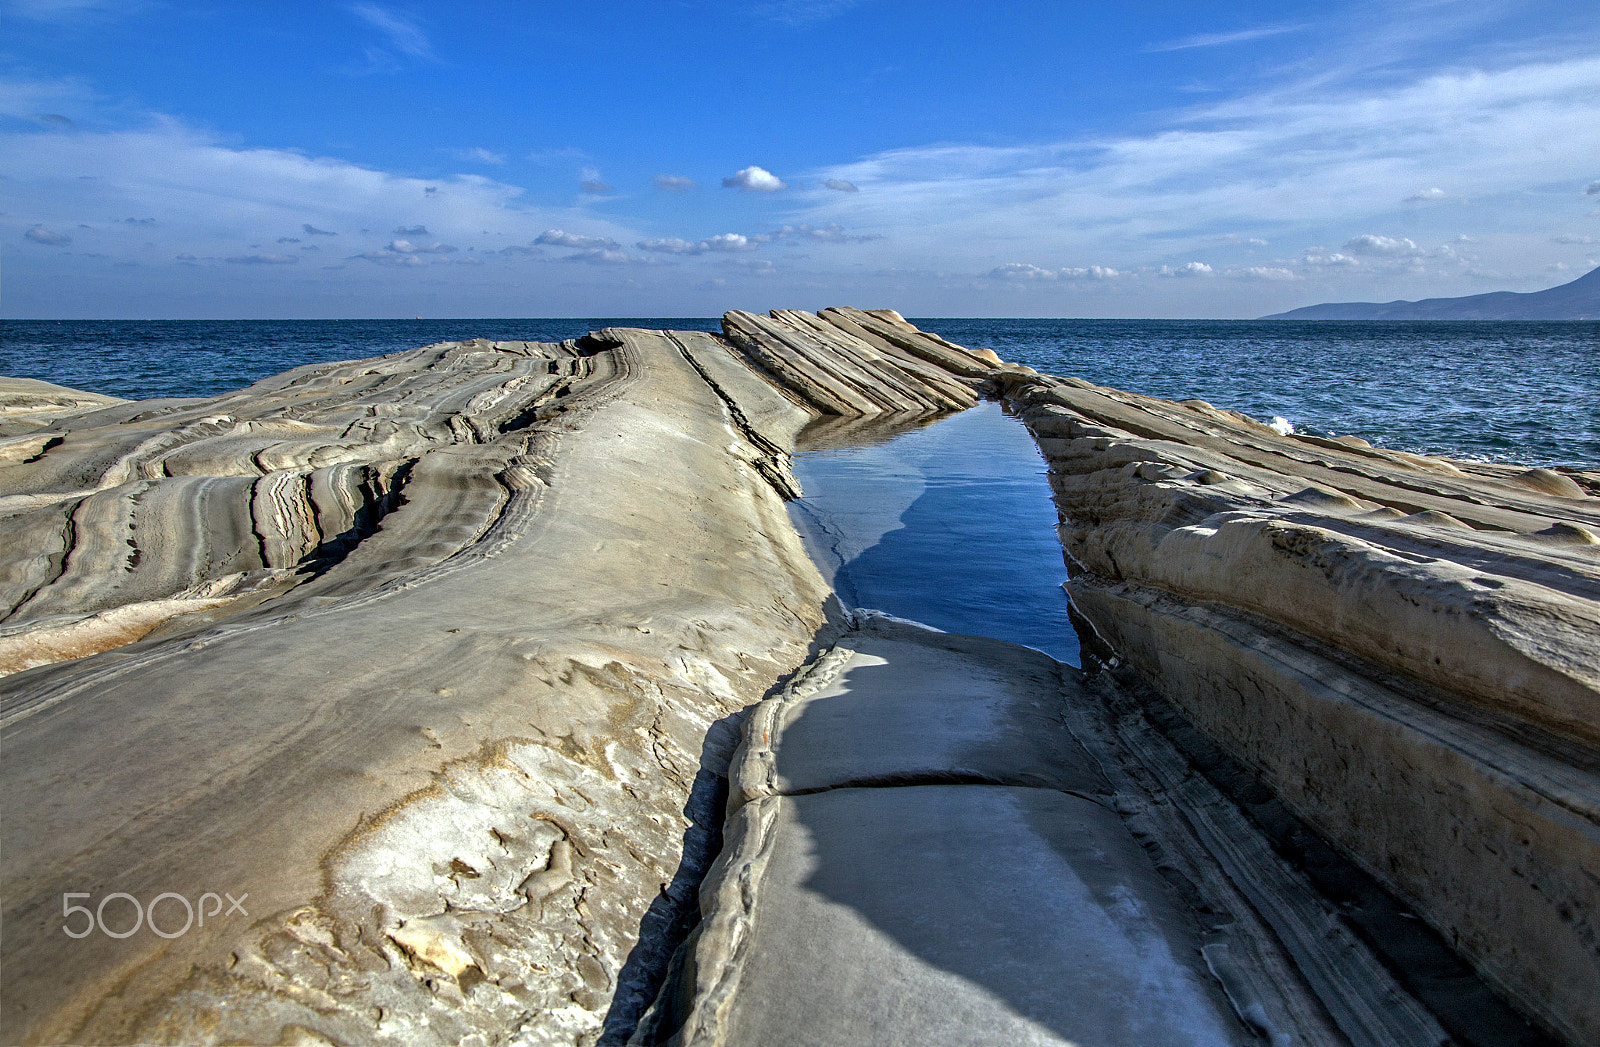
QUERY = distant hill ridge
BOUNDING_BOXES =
[1262,263,1600,320]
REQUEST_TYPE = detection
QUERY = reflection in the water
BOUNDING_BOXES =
[788,400,1080,666]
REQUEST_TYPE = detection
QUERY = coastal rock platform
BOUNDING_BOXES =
[996,367,1600,1046]
[0,320,985,1046]
[1,310,1592,1046]
[637,615,1470,1047]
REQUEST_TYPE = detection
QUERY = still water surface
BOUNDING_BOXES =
[788,402,1079,665]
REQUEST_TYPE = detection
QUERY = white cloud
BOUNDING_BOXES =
[451,147,504,165]
[822,178,859,192]
[1301,250,1359,267]
[24,224,71,245]
[1232,265,1297,281]
[534,229,619,250]
[653,174,696,191]
[1344,234,1421,256]
[989,262,1120,281]
[1145,24,1304,53]
[777,221,879,243]
[1160,261,1214,277]
[386,238,456,254]
[722,165,787,192]
[637,232,755,255]
[579,168,614,194]
[785,49,1600,308]
[350,3,434,61]
[1405,187,1450,201]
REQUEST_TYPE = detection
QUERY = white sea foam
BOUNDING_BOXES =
[1269,416,1295,436]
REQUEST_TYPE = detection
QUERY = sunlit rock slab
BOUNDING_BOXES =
[648,619,1456,1047]
[0,329,841,1046]
[995,367,1600,1046]
[680,784,1242,1047]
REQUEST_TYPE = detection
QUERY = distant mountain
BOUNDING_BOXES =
[1261,264,1600,320]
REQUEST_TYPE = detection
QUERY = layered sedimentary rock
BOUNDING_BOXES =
[0,320,988,1046]
[640,615,1479,1047]
[995,368,1600,1046]
[3,310,1590,1046]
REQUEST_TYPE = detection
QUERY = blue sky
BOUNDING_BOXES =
[3,0,1599,317]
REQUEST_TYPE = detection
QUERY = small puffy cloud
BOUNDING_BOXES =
[387,238,456,254]
[1232,266,1297,281]
[822,178,859,192]
[991,263,1059,281]
[302,223,338,236]
[653,174,696,191]
[1344,233,1420,256]
[394,224,429,236]
[351,239,458,266]
[226,253,299,265]
[990,262,1119,281]
[351,250,424,267]
[1405,187,1450,202]
[1301,249,1359,267]
[24,225,72,245]
[637,232,755,255]
[722,165,787,192]
[534,229,619,250]
[783,222,879,243]
[123,216,155,225]
[1160,261,1214,277]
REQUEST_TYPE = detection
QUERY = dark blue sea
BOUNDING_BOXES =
[3,318,1594,468]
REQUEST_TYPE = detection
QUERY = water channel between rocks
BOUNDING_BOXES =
[787,399,1081,667]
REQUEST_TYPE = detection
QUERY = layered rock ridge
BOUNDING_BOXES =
[0,322,980,1045]
[639,614,1473,1047]
[994,368,1600,1045]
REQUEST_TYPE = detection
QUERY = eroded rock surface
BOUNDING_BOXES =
[3,311,1588,1046]
[645,615,1468,1047]
[995,368,1600,1046]
[0,320,986,1046]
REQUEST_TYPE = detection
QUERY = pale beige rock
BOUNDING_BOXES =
[0,329,881,1046]
[648,616,1457,1047]
[995,367,1600,1046]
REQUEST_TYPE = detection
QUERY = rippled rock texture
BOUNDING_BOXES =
[3,311,1590,1046]
[996,368,1600,1046]
[0,321,988,1046]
